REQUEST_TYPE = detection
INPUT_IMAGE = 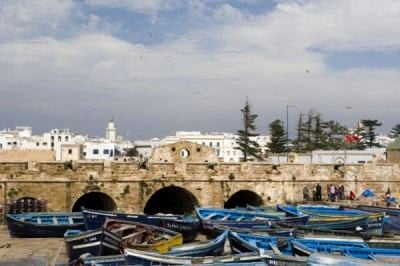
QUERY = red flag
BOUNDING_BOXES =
[344,134,359,143]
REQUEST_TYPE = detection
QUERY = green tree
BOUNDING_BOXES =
[360,119,382,148]
[321,120,348,150]
[235,99,261,161]
[267,119,286,153]
[390,124,400,138]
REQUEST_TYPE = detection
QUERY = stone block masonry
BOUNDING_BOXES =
[0,160,399,213]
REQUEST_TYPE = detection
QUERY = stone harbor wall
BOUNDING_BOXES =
[0,160,399,213]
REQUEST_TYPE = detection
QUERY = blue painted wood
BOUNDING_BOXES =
[6,212,85,237]
[64,228,122,261]
[81,208,200,243]
[166,230,228,257]
[196,208,308,233]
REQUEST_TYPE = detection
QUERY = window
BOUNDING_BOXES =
[202,142,205,145]
[197,148,201,152]
[216,142,220,147]
[68,149,72,154]
[216,150,220,156]
[65,136,69,141]
[51,143,54,147]
[93,149,99,155]
[172,147,176,152]
[83,152,86,156]
[209,142,212,146]
[51,136,54,140]
[103,149,109,155]
[58,136,62,141]
[13,142,17,145]
[36,142,40,146]
[42,142,47,146]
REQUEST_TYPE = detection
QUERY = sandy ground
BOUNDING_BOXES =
[0,225,68,266]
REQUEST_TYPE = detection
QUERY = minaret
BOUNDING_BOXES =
[106,119,117,142]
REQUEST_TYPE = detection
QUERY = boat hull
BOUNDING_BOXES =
[166,231,228,257]
[6,213,85,238]
[82,208,199,243]
[64,228,122,261]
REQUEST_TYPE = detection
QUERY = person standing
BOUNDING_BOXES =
[330,185,336,202]
[316,183,322,201]
[385,188,392,207]
[303,186,310,202]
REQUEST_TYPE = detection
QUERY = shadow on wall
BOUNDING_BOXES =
[224,190,263,209]
[144,186,199,215]
[72,192,117,212]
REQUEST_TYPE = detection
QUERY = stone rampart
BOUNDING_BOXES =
[0,161,399,213]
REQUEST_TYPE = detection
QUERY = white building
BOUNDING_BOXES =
[106,120,117,142]
[2,121,133,161]
[269,148,387,164]
[134,138,163,161]
[146,131,270,162]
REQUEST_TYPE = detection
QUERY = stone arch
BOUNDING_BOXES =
[144,186,199,215]
[224,189,263,209]
[72,192,117,212]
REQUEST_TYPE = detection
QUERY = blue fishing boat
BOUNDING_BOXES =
[277,205,385,234]
[166,230,228,257]
[349,205,400,234]
[246,205,286,218]
[81,255,126,266]
[81,207,199,242]
[124,248,286,265]
[228,231,284,254]
[195,208,308,234]
[64,228,122,261]
[291,237,400,260]
[212,224,296,238]
[6,212,85,237]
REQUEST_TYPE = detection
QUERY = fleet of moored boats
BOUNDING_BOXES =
[5,204,400,265]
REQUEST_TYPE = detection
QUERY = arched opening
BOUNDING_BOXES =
[224,190,263,209]
[72,192,116,212]
[144,186,199,215]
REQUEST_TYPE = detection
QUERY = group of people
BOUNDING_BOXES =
[302,183,322,202]
[327,184,345,202]
[303,184,350,202]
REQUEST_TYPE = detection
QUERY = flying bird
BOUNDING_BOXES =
[306,69,310,73]
[345,106,354,110]
[147,32,153,38]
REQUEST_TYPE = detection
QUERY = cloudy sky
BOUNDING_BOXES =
[1,0,399,139]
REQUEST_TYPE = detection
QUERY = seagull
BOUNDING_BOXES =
[147,32,153,38]
[306,69,310,73]
[346,106,353,110]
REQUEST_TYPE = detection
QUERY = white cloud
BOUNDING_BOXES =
[1,0,400,135]
[86,0,183,15]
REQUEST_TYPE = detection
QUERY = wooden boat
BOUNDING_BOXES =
[64,228,122,261]
[81,255,126,266]
[277,205,385,234]
[195,207,308,234]
[165,230,228,257]
[291,237,400,259]
[82,207,199,243]
[104,219,183,253]
[124,248,306,266]
[307,253,379,265]
[274,221,379,239]
[6,212,85,237]
[228,231,287,255]
[246,205,286,218]
[349,205,400,234]
[212,224,296,238]
[355,205,400,217]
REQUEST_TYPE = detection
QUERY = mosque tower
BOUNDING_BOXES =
[106,119,117,142]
